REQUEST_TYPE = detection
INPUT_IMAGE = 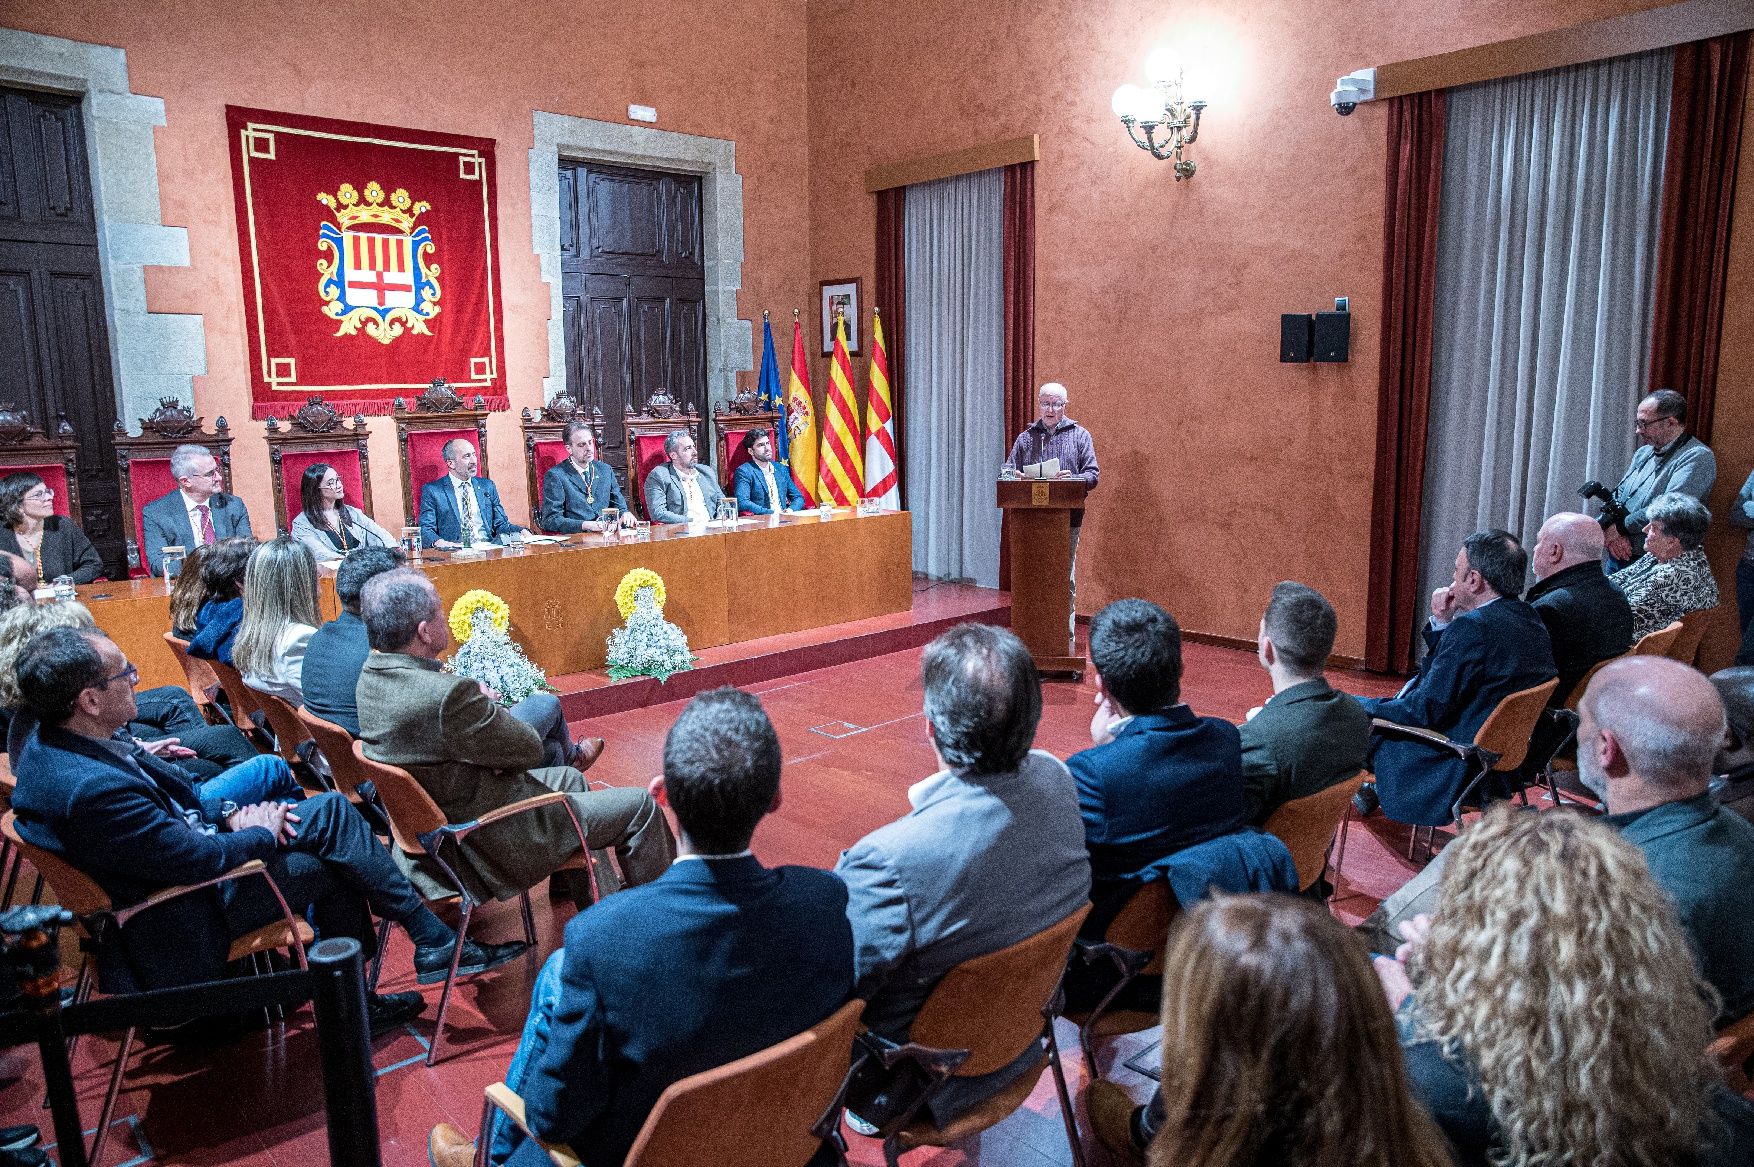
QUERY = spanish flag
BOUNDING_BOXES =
[862,307,899,508]
[785,311,818,506]
[819,312,864,506]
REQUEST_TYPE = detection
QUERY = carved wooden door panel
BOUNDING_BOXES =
[558,161,706,485]
[0,86,126,577]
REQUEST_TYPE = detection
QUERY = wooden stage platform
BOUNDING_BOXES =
[77,509,938,692]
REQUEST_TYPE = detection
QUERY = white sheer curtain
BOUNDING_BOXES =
[903,168,1005,587]
[1417,50,1672,608]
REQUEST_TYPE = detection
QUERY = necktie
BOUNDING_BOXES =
[460,482,478,542]
[196,504,216,545]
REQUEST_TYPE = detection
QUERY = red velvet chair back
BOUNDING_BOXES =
[112,399,235,579]
[125,457,178,577]
[0,462,72,518]
[407,428,477,510]
[530,439,568,515]
[719,426,768,493]
[629,433,669,515]
[277,450,368,533]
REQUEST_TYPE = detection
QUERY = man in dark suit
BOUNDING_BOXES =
[1069,598,1246,905]
[427,687,855,1167]
[643,429,726,524]
[1526,511,1634,703]
[418,438,521,548]
[537,421,634,535]
[1359,530,1557,826]
[140,443,253,576]
[300,546,402,736]
[1240,582,1370,823]
[733,428,806,515]
[6,627,519,1013]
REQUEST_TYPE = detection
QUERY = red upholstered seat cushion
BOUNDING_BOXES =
[277,449,368,530]
[531,438,567,517]
[0,462,72,518]
[630,433,669,512]
[406,428,477,512]
[127,457,178,578]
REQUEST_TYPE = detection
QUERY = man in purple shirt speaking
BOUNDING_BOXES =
[1004,382,1100,645]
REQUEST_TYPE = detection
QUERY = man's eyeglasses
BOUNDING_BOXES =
[1635,416,1676,432]
[100,663,140,689]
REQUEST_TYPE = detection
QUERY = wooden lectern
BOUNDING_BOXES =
[998,478,1086,676]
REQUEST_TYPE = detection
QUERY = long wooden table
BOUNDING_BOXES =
[82,510,915,691]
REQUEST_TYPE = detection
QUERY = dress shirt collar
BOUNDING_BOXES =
[449,472,474,493]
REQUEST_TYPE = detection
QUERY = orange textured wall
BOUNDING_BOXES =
[10,0,813,534]
[805,0,1692,658]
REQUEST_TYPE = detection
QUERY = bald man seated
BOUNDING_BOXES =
[1526,512,1635,705]
[1368,657,1754,1025]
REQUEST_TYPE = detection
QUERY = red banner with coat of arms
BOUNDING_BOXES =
[225,106,508,418]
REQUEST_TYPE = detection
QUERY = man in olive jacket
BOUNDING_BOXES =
[355,569,674,904]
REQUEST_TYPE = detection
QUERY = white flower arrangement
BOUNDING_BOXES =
[443,591,554,703]
[606,569,695,682]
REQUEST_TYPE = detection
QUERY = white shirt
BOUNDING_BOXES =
[759,461,784,510]
[449,473,485,543]
[181,490,217,545]
[678,467,710,524]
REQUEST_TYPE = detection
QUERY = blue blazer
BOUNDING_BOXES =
[1067,706,1248,886]
[1362,599,1556,826]
[538,459,628,533]
[733,459,805,515]
[417,474,519,546]
[301,612,371,737]
[140,490,253,576]
[8,711,279,993]
[513,856,854,1167]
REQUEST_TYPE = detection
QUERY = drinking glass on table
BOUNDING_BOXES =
[633,519,652,542]
[161,545,186,583]
[400,526,422,561]
[598,507,620,540]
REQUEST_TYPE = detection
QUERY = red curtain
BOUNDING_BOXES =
[1366,91,1447,674]
[999,161,1037,590]
[875,186,907,507]
[1647,32,1751,445]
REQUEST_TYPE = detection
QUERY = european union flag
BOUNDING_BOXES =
[757,314,788,464]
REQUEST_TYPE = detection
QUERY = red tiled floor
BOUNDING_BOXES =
[0,629,1415,1167]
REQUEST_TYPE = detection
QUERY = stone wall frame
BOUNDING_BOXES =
[529,111,752,429]
[0,28,205,425]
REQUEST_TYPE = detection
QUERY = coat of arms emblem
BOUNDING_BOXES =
[316,180,440,344]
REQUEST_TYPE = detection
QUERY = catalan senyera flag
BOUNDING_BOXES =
[862,307,899,508]
[819,313,864,506]
[785,313,819,506]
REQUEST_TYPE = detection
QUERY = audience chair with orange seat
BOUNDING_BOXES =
[1063,880,1176,1078]
[247,688,329,796]
[162,632,230,727]
[860,905,1091,1167]
[1262,769,1369,897]
[475,997,866,1167]
[349,740,602,1065]
[1631,620,1684,658]
[1710,1009,1754,1096]
[203,656,273,753]
[1667,608,1715,668]
[1373,677,1559,862]
[1,812,311,1167]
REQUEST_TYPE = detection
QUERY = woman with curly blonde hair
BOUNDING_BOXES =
[1140,894,1452,1167]
[1379,803,1750,1166]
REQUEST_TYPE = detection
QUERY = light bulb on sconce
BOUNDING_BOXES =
[1113,46,1209,180]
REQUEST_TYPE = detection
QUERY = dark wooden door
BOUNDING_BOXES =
[558,161,706,484]
[0,86,126,577]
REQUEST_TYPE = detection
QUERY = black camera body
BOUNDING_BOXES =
[1579,480,1631,532]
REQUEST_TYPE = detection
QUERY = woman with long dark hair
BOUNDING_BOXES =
[290,462,394,559]
[0,471,102,583]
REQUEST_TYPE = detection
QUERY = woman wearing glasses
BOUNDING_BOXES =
[290,462,395,561]
[0,472,103,584]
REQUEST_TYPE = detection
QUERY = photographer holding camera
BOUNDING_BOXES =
[1591,389,1715,571]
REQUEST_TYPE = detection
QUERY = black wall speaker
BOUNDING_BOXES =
[1314,310,1351,362]
[1280,313,1313,362]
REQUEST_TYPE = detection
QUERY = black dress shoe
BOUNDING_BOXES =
[0,1146,48,1167]
[1353,782,1380,817]
[366,990,425,1036]
[0,1126,39,1153]
[412,937,528,986]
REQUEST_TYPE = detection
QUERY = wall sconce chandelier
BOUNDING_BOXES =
[1112,49,1207,179]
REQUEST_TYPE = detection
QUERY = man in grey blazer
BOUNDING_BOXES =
[1240,582,1370,824]
[642,430,725,524]
[1605,389,1717,567]
[835,623,1091,1128]
[141,443,254,576]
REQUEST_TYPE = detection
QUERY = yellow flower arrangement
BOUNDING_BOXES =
[449,589,511,644]
[615,568,666,620]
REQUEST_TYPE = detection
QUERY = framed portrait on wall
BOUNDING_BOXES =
[820,278,862,355]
